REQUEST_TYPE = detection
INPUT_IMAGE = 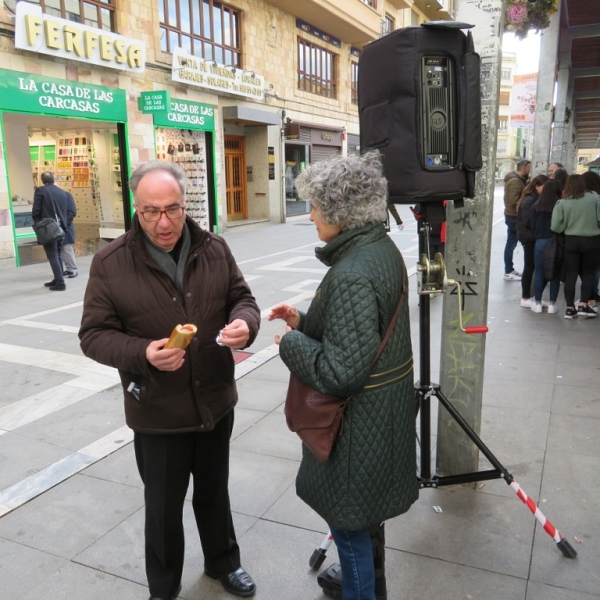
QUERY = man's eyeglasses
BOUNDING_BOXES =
[138,206,185,222]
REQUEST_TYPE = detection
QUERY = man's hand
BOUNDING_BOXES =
[216,319,250,350]
[146,339,185,371]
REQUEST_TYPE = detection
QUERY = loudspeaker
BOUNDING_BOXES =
[359,22,482,204]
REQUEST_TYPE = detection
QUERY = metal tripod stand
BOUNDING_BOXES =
[415,203,576,558]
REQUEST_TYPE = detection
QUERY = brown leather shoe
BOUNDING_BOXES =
[205,566,256,597]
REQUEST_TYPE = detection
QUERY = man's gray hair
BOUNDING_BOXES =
[294,151,388,229]
[129,160,187,200]
[41,172,55,184]
[516,159,531,172]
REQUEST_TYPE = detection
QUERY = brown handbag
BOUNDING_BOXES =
[285,268,407,463]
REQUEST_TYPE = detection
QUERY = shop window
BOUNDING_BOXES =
[159,0,242,66]
[382,14,394,35]
[297,39,337,99]
[29,0,115,32]
[351,61,358,105]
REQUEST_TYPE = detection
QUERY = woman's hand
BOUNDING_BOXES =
[274,325,292,345]
[268,303,300,328]
[268,303,299,344]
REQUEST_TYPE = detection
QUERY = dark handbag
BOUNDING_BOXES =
[32,193,65,245]
[285,267,407,463]
[33,218,65,245]
[543,233,565,282]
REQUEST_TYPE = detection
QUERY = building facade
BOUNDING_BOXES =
[0,0,454,268]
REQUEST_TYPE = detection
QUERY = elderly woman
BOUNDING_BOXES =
[268,151,417,600]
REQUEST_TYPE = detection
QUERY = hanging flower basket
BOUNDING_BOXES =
[504,0,559,39]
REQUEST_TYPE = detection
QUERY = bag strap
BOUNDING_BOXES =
[372,263,408,367]
[44,187,61,223]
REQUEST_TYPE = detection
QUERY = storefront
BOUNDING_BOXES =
[0,68,130,267]
[283,122,344,216]
[143,92,217,233]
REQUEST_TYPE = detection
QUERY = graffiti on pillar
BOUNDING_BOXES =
[449,266,479,311]
[452,210,478,231]
[446,312,480,403]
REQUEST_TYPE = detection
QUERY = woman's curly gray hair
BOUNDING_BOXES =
[295,151,388,229]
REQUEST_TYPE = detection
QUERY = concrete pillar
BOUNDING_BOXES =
[435,0,504,477]
[531,9,561,175]
[550,46,574,171]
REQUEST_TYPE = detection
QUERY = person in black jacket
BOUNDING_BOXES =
[516,174,548,307]
[32,172,70,291]
[530,179,563,314]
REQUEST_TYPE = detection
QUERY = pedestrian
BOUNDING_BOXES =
[31,171,71,291]
[79,160,260,600]
[516,174,549,307]
[551,174,600,319]
[503,159,531,281]
[387,202,404,230]
[61,192,78,278]
[553,168,568,191]
[529,179,563,314]
[582,170,600,306]
[269,151,417,600]
[548,162,564,179]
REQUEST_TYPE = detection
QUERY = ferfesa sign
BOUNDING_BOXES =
[14,2,145,73]
[139,91,170,113]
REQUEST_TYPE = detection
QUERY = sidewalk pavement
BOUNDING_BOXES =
[0,210,599,600]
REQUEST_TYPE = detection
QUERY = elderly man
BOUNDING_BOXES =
[79,161,260,600]
[548,162,564,179]
[503,159,531,281]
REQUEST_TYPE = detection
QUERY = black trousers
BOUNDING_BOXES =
[134,411,240,597]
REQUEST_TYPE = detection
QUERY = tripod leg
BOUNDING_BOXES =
[370,522,387,600]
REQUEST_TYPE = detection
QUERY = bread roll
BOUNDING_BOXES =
[164,324,197,350]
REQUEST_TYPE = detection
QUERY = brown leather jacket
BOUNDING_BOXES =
[79,216,260,434]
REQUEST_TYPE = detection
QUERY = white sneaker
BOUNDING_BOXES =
[531,303,543,314]
[504,271,522,281]
[548,304,559,314]
[520,298,535,307]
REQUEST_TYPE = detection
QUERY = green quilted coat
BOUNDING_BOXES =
[279,222,418,530]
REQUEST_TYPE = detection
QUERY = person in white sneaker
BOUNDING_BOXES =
[517,174,549,307]
[551,174,600,319]
[503,159,531,281]
[530,179,563,314]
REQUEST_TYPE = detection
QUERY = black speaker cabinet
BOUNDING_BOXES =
[359,22,482,204]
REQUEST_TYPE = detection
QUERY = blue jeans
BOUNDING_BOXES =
[329,526,375,600]
[534,238,559,302]
[504,216,518,274]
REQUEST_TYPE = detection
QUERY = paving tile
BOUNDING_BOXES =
[0,431,71,491]
[228,449,298,518]
[231,411,302,461]
[0,474,144,559]
[530,453,600,597]
[235,376,287,412]
[551,384,600,419]
[0,537,66,600]
[385,485,535,579]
